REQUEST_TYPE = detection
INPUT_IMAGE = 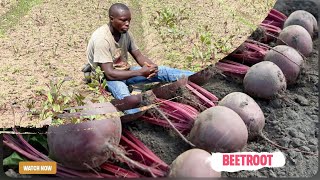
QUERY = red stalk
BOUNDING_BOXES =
[262,20,283,28]
[3,138,109,178]
[100,163,142,178]
[185,84,215,108]
[172,102,200,115]
[220,59,250,67]
[267,11,286,22]
[245,39,272,50]
[260,23,282,32]
[187,81,219,103]
[156,98,198,121]
[158,105,191,122]
[243,42,269,53]
[219,60,250,71]
[260,25,281,35]
[228,41,268,64]
[215,61,249,74]
[270,9,287,20]
[141,115,192,134]
[120,135,169,171]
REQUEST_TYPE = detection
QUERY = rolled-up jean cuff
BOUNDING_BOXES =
[124,107,141,115]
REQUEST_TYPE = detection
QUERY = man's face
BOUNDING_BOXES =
[110,9,131,33]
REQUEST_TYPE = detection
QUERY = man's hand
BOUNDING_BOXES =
[144,62,159,79]
[139,64,157,78]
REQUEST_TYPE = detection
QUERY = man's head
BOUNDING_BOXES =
[109,3,131,34]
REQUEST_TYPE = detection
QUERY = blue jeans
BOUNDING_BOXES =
[107,66,194,114]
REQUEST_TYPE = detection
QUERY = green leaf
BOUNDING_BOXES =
[29,135,48,151]
[102,80,107,89]
[3,152,28,166]
[52,104,60,112]
[47,92,53,104]
[64,96,71,104]
[52,118,65,125]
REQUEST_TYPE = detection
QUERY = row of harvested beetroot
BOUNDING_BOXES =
[216,9,318,100]
[3,8,318,178]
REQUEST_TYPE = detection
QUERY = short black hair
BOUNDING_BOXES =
[109,3,130,17]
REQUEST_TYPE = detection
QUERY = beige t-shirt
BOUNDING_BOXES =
[86,24,139,70]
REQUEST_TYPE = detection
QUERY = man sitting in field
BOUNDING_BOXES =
[84,3,194,114]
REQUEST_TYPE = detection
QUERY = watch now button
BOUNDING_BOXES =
[19,161,57,174]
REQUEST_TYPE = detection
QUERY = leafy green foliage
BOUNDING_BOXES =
[152,7,189,42]
[23,134,48,152]
[39,78,85,126]
[3,133,48,168]
[150,6,217,72]
[3,152,28,166]
[87,67,109,103]
[27,67,113,126]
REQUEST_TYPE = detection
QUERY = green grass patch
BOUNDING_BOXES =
[0,0,43,37]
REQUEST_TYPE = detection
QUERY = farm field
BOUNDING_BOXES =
[0,0,274,127]
[1,0,318,178]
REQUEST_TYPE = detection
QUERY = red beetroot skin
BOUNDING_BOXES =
[277,25,313,57]
[47,104,122,170]
[243,61,287,100]
[189,106,248,153]
[264,45,304,85]
[284,10,318,37]
[169,148,221,178]
[219,92,265,140]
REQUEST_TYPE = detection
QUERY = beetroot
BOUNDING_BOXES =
[219,92,265,139]
[189,106,248,153]
[264,45,304,85]
[277,25,313,57]
[47,104,122,170]
[284,10,318,37]
[169,148,221,178]
[243,61,287,100]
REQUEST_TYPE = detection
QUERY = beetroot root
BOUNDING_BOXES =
[47,104,122,170]
[277,25,313,57]
[284,10,318,37]
[264,45,304,85]
[189,106,248,153]
[168,148,221,178]
[243,61,286,100]
[219,92,265,140]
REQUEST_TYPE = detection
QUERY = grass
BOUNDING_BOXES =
[0,0,43,37]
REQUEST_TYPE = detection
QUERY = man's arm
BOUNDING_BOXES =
[100,62,154,81]
[130,49,159,78]
[130,49,157,68]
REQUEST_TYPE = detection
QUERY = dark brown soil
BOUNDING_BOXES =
[124,0,319,178]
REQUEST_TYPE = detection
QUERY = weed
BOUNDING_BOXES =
[213,35,234,54]
[28,77,37,86]
[87,66,110,102]
[151,7,189,43]
[12,68,21,74]
[37,78,86,126]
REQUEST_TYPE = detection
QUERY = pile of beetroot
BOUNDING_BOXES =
[217,9,318,100]
[3,8,318,178]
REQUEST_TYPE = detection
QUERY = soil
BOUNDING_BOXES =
[125,0,319,178]
[1,0,319,178]
[0,0,275,128]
